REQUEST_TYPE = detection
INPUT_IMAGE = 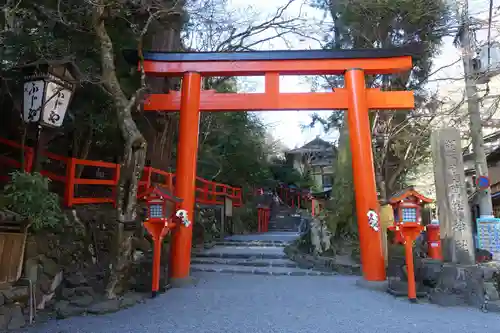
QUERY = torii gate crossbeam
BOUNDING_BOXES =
[124,47,417,285]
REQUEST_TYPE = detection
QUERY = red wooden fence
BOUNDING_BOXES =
[0,137,242,208]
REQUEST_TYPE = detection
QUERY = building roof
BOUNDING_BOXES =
[138,185,182,203]
[287,136,335,154]
[463,130,500,160]
[388,186,433,204]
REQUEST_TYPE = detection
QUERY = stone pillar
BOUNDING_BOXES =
[431,128,475,264]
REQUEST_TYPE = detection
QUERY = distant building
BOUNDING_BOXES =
[285,136,337,191]
[465,131,500,218]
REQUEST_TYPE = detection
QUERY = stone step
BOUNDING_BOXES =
[191,257,299,268]
[268,228,298,232]
[193,246,288,260]
[220,239,289,245]
[268,226,299,230]
[268,222,300,227]
[215,241,286,248]
[190,263,336,277]
[223,232,300,243]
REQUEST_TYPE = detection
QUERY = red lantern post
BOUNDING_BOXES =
[139,185,183,297]
[388,222,424,303]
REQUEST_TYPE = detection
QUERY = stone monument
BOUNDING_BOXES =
[431,128,475,264]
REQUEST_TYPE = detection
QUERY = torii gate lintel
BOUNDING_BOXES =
[124,47,417,284]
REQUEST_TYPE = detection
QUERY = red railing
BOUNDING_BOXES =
[0,137,242,208]
[275,185,323,216]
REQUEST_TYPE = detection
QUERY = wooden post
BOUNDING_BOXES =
[24,147,34,173]
[64,157,76,207]
[112,163,121,208]
[221,196,233,240]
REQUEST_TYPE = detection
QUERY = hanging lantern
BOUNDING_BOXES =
[21,60,78,128]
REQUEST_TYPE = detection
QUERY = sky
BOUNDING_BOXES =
[227,0,335,149]
[225,0,500,150]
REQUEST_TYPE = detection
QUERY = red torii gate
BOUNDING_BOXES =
[124,48,416,284]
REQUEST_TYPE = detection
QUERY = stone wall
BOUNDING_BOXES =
[422,260,500,312]
[0,201,252,331]
[0,205,153,331]
[388,255,500,312]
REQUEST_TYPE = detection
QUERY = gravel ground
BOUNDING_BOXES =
[24,272,500,333]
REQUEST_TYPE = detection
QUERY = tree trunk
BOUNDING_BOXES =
[72,128,93,179]
[143,19,183,170]
[376,171,387,202]
[93,5,147,299]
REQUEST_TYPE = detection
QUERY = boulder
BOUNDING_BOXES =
[70,295,94,307]
[1,286,29,304]
[65,271,88,288]
[55,300,85,319]
[0,304,26,330]
[36,271,63,310]
[39,255,61,278]
[86,299,121,314]
[7,305,25,330]
[119,292,144,308]
[484,282,499,301]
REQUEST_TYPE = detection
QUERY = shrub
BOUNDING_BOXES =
[3,171,63,231]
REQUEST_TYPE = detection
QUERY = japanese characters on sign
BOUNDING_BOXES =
[41,82,72,128]
[476,217,500,260]
[22,80,44,123]
[443,139,468,235]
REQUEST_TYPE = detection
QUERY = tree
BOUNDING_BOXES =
[306,0,450,242]
[0,0,310,297]
[309,0,450,199]
[0,0,187,298]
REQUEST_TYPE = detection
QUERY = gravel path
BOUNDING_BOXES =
[24,272,500,333]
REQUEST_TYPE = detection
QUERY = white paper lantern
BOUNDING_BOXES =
[22,63,76,128]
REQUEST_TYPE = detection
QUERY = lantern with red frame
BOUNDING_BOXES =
[138,185,183,298]
[388,187,433,244]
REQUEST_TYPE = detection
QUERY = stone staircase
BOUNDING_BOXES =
[190,205,333,277]
[191,237,334,276]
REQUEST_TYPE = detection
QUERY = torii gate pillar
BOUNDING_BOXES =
[345,69,385,280]
[169,72,202,282]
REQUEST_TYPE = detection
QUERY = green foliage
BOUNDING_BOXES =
[3,171,63,231]
[197,78,276,190]
[232,203,259,233]
[322,124,358,240]
[0,0,158,159]
[268,157,302,186]
[308,0,450,199]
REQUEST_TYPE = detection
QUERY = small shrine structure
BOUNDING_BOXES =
[388,187,433,244]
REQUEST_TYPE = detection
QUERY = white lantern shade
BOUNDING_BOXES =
[22,80,45,123]
[41,81,72,128]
